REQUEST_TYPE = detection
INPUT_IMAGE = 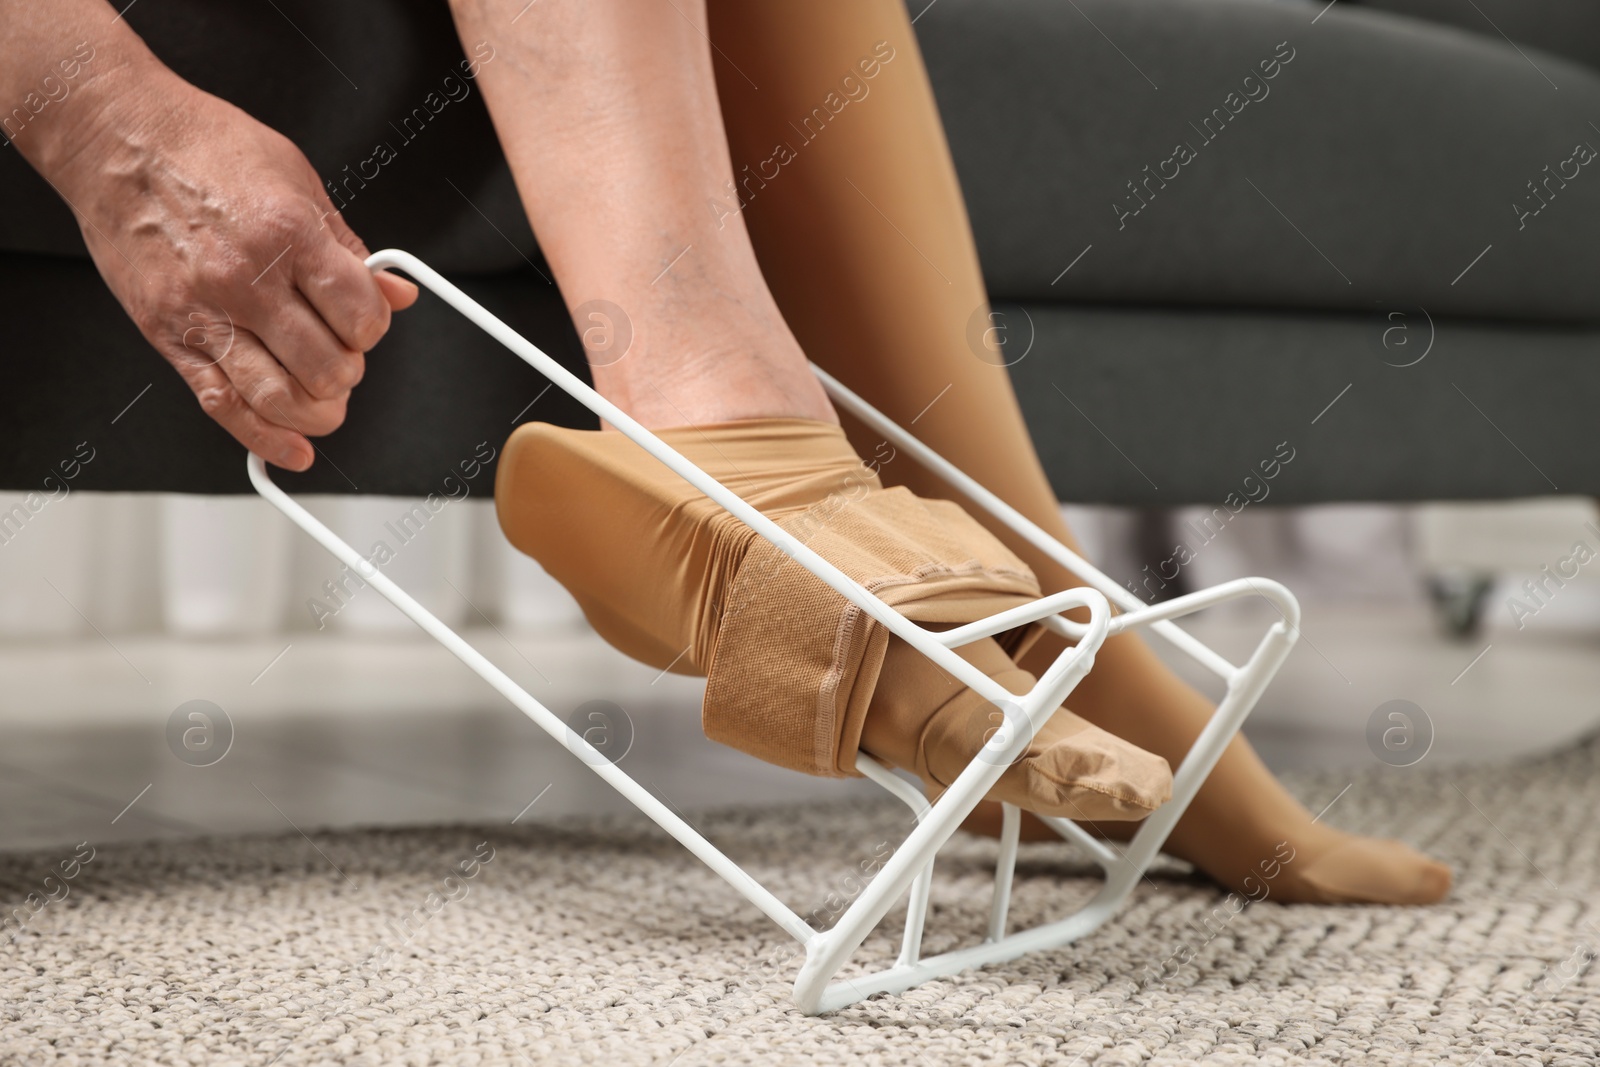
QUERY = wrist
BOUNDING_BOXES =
[18,34,188,199]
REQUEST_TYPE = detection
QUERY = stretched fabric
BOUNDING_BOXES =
[494,417,1043,777]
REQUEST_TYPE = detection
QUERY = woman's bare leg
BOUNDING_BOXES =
[445,0,833,430]
[710,0,1448,904]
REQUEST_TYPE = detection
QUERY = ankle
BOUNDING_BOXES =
[591,342,837,430]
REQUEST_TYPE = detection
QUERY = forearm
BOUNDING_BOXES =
[0,0,178,189]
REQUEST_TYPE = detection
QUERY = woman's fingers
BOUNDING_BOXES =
[250,288,366,403]
[217,327,349,444]
[170,347,314,471]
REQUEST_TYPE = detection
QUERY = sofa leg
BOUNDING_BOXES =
[1426,570,1495,639]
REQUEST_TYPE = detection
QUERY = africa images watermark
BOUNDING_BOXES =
[1124,440,1297,603]
[2,842,97,946]
[1140,840,1295,987]
[0,441,97,548]
[708,40,898,229]
[318,41,497,221]
[1512,137,1596,230]
[1,41,96,148]
[304,441,498,629]
[735,838,896,993]
[362,840,497,969]
[1504,520,1600,630]
[1114,40,1297,231]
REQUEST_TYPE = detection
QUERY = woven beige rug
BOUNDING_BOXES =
[3,738,1597,1066]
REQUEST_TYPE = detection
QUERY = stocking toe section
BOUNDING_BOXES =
[1288,836,1453,905]
[1011,718,1173,822]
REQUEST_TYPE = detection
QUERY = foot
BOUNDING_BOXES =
[988,629,1454,906]
[864,634,1172,823]
[960,800,1451,905]
[940,702,1174,823]
[499,415,1169,806]
[1268,830,1451,905]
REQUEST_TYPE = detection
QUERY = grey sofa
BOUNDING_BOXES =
[3,0,1596,506]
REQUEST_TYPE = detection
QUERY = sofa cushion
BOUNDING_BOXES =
[1000,298,1600,504]
[918,0,1600,321]
[1353,0,1600,75]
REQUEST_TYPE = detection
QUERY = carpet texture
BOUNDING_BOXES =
[3,738,1598,1066]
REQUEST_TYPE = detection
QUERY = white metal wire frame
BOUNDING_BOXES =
[248,250,1301,1015]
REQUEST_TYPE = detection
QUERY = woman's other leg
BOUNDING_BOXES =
[710,0,1448,904]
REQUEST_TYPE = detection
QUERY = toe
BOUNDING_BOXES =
[1292,837,1453,905]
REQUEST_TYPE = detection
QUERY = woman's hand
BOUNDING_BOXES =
[29,43,416,470]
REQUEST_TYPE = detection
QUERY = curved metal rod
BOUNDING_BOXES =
[986,804,1022,943]
[813,366,1244,679]
[934,588,1110,649]
[1048,575,1301,645]
[854,755,935,969]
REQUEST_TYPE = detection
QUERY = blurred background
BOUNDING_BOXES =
[3,490,1596,851]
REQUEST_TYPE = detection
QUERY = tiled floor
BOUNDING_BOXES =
[1,594,1595,853]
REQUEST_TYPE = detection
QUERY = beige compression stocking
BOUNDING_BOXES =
[495,417,1170,821]
[709,0,1450,904]
[861,629,1169,820]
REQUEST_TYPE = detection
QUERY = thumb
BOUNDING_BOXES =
[318,200,418,311]
[375,270,419,310]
